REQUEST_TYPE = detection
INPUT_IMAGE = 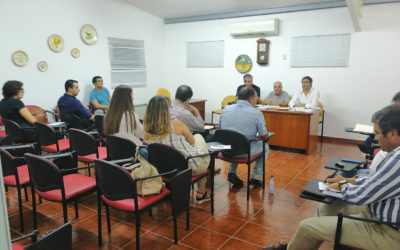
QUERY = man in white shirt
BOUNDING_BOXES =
[289,76,319,109]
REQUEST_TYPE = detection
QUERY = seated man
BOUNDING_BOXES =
[236,74,261,103]
[289,76,319,109]
[220,87,269,187]
[265,104,400,250]
[262,81,290,106]
[89,76,110,114]
[58,79,94,130]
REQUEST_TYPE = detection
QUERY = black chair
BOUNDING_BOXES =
[1,144,38,232]
[60,113,86,130]
[34,122,70,153]
[147,143,215,213]
[94,159,188,249]
[214,129,273,201]
[25,153,97,229]
[2,118,25,143]
[106,135,137,161]
[334,213,400,250]
[11,223,72,250]
[94,115,105,139]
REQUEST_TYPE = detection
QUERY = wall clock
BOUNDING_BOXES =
[48,34,64,52]
[80,24,98,45]
[257,38,270,65]
[12,50,28,67]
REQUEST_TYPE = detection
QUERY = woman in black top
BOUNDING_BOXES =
[0,81,37,142]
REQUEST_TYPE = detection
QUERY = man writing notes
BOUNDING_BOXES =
[220,87,269,187]
[236,74,261,103]
[289,76,319,109]
[264,104,400,250]
[262,81,290,106]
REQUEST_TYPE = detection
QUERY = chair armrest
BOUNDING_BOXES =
[1,144,35,150]
[109,157,135,165]
[41,152,73,160]
[11,230,39,243]
[186,152,213,160]
[60,165,94,175]
[133,169,178,183]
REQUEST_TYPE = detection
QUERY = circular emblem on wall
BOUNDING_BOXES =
[71,48,80,58]
[37,61,48,72]
[235,54,252,73]
[12,50,29,67]
[80,24,98,45]
[48,34,64,52]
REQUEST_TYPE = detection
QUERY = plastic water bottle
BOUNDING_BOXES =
[268,175,275,194]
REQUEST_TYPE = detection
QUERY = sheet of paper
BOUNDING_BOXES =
[353,123,374,134]
[210,145,231,150]
[318,182,328,191]
[322,190,343,198]
[204,125,215,130]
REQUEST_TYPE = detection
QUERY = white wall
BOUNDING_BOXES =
[0,0,165,110]
[164,3,400,140]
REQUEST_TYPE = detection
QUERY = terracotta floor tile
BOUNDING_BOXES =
[121,231,175,250]
[74,214,120,235]
[220,237,263,249]
[201,214,246,235]
[151,217,199,241]
[233,222,277,246]
[179,227,230,249]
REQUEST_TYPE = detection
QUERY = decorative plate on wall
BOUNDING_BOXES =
[12,50,29,67]
[71,48,80,58]
[48,34,64,52]
[235,54,252,73]
[37,61,48,72]
[80,24,98,45]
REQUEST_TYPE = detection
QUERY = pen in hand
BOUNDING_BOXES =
[325,169,339,183]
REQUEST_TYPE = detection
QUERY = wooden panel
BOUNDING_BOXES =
[189,99,206,120]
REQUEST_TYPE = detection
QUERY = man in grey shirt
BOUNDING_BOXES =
[262,81,290,106]
[220,87,270,187]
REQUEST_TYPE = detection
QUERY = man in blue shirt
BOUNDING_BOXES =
[265,104,400,250]
[236,74,261,104]
[58,79,94,130]
[220,87,269,187]
[89,76,110,114]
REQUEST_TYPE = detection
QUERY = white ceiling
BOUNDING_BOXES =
[122,0,344,19]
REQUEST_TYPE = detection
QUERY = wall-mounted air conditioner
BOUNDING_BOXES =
[229,19,279,37]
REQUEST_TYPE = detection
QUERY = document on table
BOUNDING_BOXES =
[210,144,231,150]
[353,123,374,134]
[319,182,343,198]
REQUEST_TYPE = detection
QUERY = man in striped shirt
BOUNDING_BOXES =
[265,104,400,250]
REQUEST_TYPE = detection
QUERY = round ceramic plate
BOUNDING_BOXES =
[48,34,64,52]
[12,50,29,67]
[80,24,98,45]
[37,61,48,72]
[235,54,252,73]
[71,48,80,58]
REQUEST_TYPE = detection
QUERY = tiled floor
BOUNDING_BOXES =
[6,139,364,249]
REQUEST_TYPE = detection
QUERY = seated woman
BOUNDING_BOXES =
[143,95,211,204]
[103,84,144,147]
[0,81,37,142]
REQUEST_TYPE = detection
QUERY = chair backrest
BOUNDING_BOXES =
[68,128,98,156]
[148,143,188,175]
[2,118,25,143]
[94,115,105,138]
[60,113,86,130]
[221,95,237,109]
[155,88,171,99]
[214,129,250,156]
[170,168,192,216]
[0,147,18,178]
[106,135,136,161]
[26,105,49,124]
[94,159,135,200]
[24,223,72,250]
[34,122,57,147]
[25,153,62,192]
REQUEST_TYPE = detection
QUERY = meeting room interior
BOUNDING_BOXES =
[1,0,400,249]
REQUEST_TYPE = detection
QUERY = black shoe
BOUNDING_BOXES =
[227,173,243,185]
[263,243,288,250]
[249,179,262,188]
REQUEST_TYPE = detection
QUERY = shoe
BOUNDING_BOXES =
[262,243,288,250]
[196,192,211,205]
[249,179,262,188]
[227,173,244,185]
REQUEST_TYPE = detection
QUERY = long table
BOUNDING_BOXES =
[261,109,319,155]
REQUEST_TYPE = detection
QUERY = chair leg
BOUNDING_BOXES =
[62,200,68,223]
[5,186,8,192]
[186,209,190,230]
[247,164,250,201]
[97,196,102,246]
[23,185,28,202]
[135,212,141,250]
[148,208,152,216]
[106,205,111,233]
[210,172,214,214]
[173,215,178,244]
[31,186,37,230]
[74,200,79,218]
[39,196,42,204]
[17,186,24,232]
[262,153,266,190]
[87,163,92,177]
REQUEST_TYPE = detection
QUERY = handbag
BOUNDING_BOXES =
[126,147,163,196]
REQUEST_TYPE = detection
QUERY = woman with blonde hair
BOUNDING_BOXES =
[143,95,211,204]
[103,85,144,146]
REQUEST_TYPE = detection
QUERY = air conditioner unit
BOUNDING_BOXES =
[229,19,279,37]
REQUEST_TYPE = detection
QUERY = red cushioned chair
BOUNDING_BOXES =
[68,128,107,176]
[0,116,6,138]
[106,135,137,161]
[147,143,215,213]
[34,122,70,153]
[214,129,274,201]
[94,159,189,249]
[11,223,72,250]
[1,144,38,232]
[24,153,97,229]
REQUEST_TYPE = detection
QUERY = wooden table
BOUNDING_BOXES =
[261,109,319,155]
[189,99,207,120]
